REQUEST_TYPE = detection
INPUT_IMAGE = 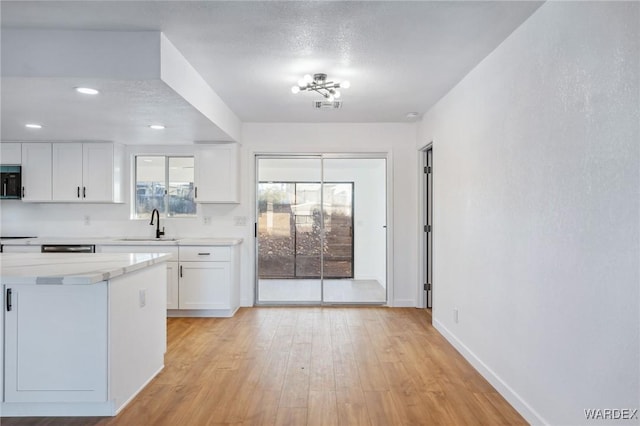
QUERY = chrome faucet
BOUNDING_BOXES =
[149,209,165,239]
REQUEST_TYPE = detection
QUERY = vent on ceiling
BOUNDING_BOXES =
[313,100,342,109]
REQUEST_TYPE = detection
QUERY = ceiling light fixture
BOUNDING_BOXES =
[149,124,165,130]
[291,73,350,102]
[75,87,99,95]
[25,123,43,129]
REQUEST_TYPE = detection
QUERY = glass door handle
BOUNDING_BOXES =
[6,288,12,311]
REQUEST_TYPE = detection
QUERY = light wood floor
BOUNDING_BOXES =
[2,308,526,426]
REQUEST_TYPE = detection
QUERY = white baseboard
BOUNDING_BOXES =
[1,401,115,417]
[392,298,416,307]
[167,307,239,318]
[433,318,547,425]
[114,364,164,415]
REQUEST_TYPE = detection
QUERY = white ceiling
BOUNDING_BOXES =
[0,1,543,144]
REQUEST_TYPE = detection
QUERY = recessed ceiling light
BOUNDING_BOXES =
[75,87,99,95]
[25,123,43,129]
[406,112,420,120]
[149,124,165,130]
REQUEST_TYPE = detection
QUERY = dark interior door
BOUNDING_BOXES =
[426,148,433,308]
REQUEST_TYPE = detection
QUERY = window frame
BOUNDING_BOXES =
[132,154,196,220]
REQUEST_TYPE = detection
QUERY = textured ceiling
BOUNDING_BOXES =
[0,1,543,143]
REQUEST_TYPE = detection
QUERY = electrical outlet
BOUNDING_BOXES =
[84,215,90,226]
[234,216,247,226]
[139,289,146,307]
[453,308,459,324]
[203,216,211,225]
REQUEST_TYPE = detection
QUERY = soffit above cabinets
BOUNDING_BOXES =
[1,30,240,144]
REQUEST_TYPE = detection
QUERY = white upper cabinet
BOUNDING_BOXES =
[51,142,124,203]
[0,143,22,164]
[194,143,240,203]
[21,143,52,201]
[52,143,83,201]
[83,143,120,202]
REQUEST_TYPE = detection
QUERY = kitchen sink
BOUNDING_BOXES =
[117,238,178,242]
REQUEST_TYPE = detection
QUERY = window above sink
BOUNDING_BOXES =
[134,155,195,219]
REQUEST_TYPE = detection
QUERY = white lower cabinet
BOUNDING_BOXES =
[175,245,239,315]
[166,261,179,310]
[1,263,166,416]
[97,245,178,310]
[179,261,230,310]
[4,283,108,403]
[97,243,239,316]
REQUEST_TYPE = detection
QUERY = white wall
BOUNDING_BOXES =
[419,2,639,425]
[0,123,419,308]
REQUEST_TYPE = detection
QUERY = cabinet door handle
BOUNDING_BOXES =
[22,186,25,198]
[180,265,183,278]
[2,181,6,196]
[197,252,210,256]
[77,186,81,198]
[195,187,198,199]
[83,187,86,198]
[6,288,12,312]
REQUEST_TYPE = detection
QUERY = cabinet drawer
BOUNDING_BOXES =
[1,245,41,253]
[179,246,230,262]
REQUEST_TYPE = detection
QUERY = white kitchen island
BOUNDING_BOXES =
[0,252,171,417]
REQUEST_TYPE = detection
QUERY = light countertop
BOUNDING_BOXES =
[0,237,243,247]
[0,252,172,285]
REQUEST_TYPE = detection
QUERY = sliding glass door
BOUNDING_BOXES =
[257,158,322,303]
[256,155,386,305]
[322,158,386,303]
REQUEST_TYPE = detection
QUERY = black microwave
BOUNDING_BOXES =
[1,165,21,199]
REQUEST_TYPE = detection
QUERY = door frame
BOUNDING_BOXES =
[418,142,433,309]
[253,153,391,306]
